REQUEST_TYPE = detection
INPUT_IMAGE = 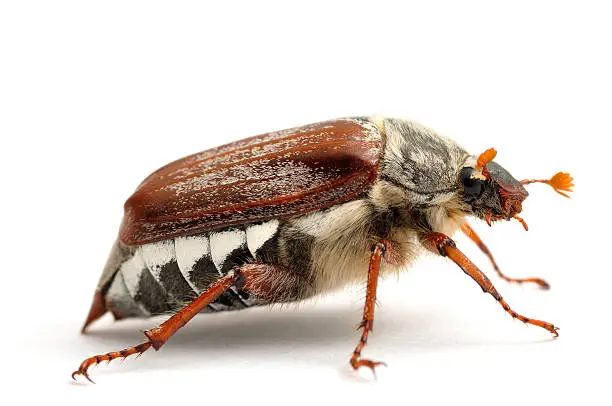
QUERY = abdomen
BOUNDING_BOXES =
[103,220,281,319]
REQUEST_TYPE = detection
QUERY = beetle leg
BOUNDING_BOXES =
[460,223,550,289]
[72,270,239,383]
[421,232,559,337]
[72,263,311,383]
[349,241,390,376]
[71,342,153,384]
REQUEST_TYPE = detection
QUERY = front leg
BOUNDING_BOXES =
[421,232,558,337]
[349,240,392,375]
[461,223,550,289]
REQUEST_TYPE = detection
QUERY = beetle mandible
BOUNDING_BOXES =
[72,117,574,382]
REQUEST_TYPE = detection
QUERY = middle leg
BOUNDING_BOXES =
[349,240,392,374]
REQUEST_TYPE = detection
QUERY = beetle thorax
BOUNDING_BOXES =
[281,199,416,294]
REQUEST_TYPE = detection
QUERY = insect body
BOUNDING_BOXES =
[73,117,574,382]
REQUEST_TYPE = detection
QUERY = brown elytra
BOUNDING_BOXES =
[120,119,382,246]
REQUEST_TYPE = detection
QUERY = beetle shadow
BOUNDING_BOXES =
[77,301,553,370]
[64,299,558,385]
[83,303,371,353]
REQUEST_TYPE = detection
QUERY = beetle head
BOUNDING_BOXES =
[460,148,529,228]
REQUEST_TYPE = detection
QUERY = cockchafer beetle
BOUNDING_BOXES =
[73,117,574,382]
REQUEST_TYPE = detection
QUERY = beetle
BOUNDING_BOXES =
[72,117,574,382]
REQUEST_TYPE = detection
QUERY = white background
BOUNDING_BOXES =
[1,1,610,405]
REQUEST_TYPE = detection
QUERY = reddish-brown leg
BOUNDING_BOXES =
[350,241,388,375]
[72,263,311,383]
[461,223,550,289]
[72,271,239,383]
[71,342,153,384]
[421,232,558,337]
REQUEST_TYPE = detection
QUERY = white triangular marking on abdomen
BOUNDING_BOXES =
[209,228,246,274]
[139,240,175,282]
[246,220,279,257]
[175,235,210,293]
[107,270,129,304]
[120,249,147,299]
[107,269,151,316]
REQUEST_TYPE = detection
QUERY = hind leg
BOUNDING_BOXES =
[72,264,308,383]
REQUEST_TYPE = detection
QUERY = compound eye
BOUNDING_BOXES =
[460,167,483,199]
